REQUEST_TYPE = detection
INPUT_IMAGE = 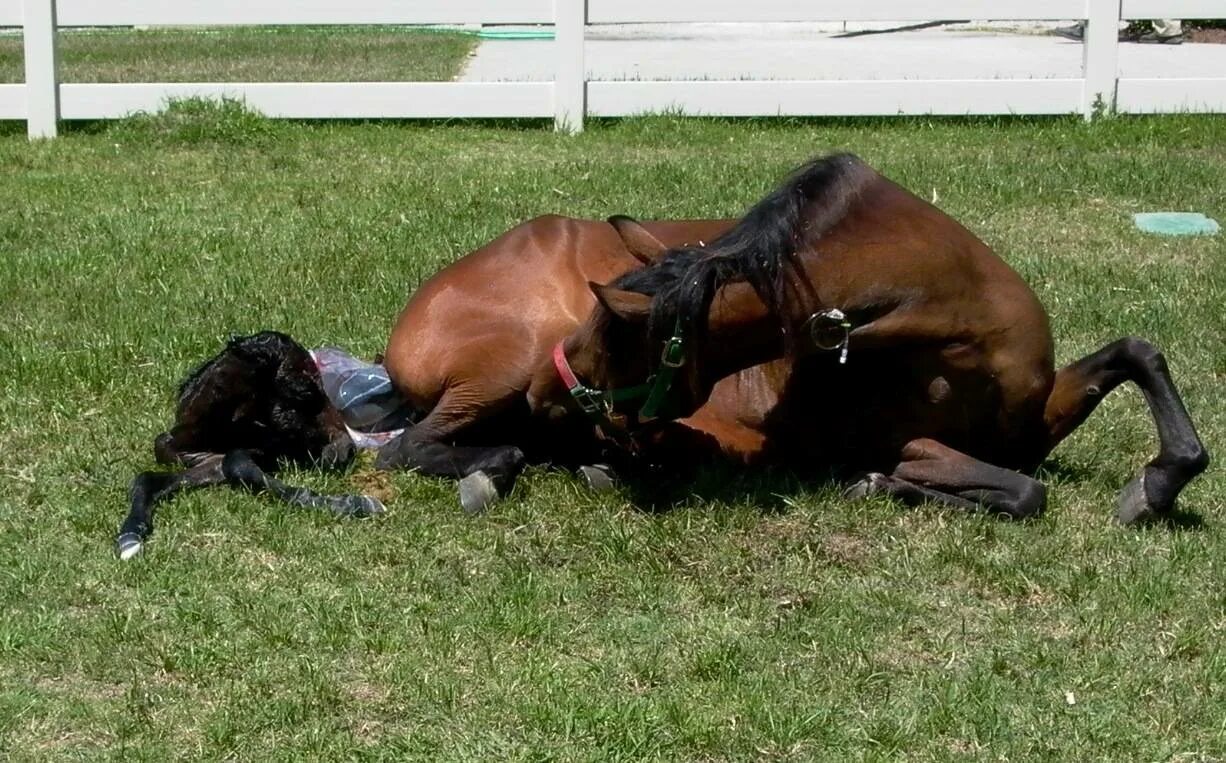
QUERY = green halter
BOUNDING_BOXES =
[553,320,688,431]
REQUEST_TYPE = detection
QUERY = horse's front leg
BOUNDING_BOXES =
[219,450,385,518]
[117,450,383,560]
[374,387,527,514]
[847,438,1048,519]
[117,454,228,560]
[1042,337,1209,524]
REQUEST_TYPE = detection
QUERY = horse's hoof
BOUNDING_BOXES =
[1116,473,1155,525]
[459,471,498,515]
[352,495,386,518]
[115,533,143,561]
[579,464,616,493]
[329,493,385,518]
[844,473,887,500]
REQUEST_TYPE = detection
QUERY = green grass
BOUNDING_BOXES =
[0,105,1224,760]
[0,26,477,84]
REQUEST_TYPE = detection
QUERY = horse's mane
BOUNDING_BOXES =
[612,152,877,365]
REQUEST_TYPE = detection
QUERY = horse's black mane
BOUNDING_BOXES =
[612,152,876,364]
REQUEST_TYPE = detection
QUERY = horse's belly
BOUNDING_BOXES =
[761,349,1045,471]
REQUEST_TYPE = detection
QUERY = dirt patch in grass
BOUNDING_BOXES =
[1188,28,1226,43]
[35,673,125,701]
[351,462,397,505]
[819,531,871,568]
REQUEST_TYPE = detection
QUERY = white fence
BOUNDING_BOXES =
[3,0,1226,138]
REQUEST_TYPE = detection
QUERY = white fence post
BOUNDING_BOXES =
[22,0,60,139]
[554,0,586,133]
[1083,0,1120,120]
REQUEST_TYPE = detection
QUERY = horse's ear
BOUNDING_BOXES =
[589,282,651,323]
[608,215,667,265]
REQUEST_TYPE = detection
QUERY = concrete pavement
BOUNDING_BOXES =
[459,23,1226,83]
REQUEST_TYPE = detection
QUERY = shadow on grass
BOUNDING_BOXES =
[611,456,1206,530]
[612,459,846,517]
[1151,509,1206,530]
[1033,456,1095,483]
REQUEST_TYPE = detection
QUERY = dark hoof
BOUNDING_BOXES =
[1116,473,1156,525]
[459,471,498,515]
[579,464,617,493]
[115,532,143,561]
[844,472,888,500]
[337,494,386,518]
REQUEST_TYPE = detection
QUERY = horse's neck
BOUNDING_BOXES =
[699,280,787,386]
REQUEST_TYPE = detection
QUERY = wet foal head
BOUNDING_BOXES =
[158,331,355,470]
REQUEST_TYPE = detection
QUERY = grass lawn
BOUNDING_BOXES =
[0,26,477,84]
[0,106,1223,760]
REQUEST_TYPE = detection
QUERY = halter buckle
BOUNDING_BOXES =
[659,335,686,369]
[570,385,607,417]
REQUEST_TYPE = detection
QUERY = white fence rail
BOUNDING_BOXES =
[4,0,1226,138]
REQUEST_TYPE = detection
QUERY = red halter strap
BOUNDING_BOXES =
[551,324,688,426]
[552,341,582,391]
[552,341,613,420]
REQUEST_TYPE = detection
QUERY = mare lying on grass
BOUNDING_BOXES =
[375,214,744,512]
[116,332,384,559]
[539,153,1210,523]
[375,155,1207,523]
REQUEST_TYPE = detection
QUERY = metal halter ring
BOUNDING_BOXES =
[805,308,852,365]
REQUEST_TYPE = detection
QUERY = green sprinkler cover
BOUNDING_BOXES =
[1133,212,1220,236]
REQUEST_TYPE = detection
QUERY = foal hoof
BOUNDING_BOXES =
[115,533,143,561]
[1116,473,1156,525]
[844,473,888,500]
[338,494,386,518]
[459,471,499,515]
[579,464,617,493]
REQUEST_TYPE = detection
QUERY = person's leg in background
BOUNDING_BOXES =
[1053,20,1136,42]
[1141,19,1184,44]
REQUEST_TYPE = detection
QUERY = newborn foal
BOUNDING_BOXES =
[116,331,384,560]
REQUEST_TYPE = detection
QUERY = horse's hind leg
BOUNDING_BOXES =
[1043,337,1209,524]
[848,438,1048,520]
[374,389,527,514]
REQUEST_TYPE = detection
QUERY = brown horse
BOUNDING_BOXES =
[534,153,1209,522]
[377,216,742,511]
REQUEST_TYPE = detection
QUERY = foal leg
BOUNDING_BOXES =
[848,438,1048,519]
[1043,337,1209,523]
[219,450,385,518]
[116,450,383,560]
[374,389,527,514]
[117,454,228,559]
